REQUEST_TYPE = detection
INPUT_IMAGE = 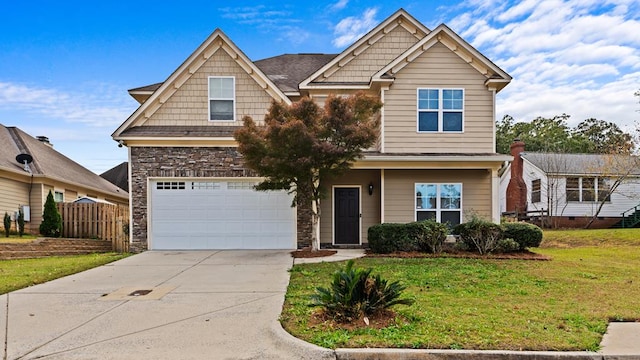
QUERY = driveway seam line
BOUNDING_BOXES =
[14,300,129,360]
[152,251,221,288]
[23,292,283,359]
[3,294,8,360]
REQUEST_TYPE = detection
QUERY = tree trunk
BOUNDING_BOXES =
[311,199,321,251]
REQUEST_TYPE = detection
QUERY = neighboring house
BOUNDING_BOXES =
[500,140,640,228]
[112,9,512,251]
[0,125,129,234]
[100,162,129,191]
[73,196,116,205]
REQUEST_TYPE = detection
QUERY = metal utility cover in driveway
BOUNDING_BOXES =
[149,179,296,250]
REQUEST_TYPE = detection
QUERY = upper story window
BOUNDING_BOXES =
[417,88,464,132]
[208,76,235,121]
[566,177,610,202]
[531,179,541,203]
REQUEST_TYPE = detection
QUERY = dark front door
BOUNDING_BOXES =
[334,187,360,245]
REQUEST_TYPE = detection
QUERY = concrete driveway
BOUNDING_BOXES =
[1,250,334,360]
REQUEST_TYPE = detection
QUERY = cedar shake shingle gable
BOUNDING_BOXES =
[0,124,127,199]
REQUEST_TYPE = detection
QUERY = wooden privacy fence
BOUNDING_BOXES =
[56,203,130,252]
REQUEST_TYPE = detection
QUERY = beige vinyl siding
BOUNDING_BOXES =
[65,189,78,201]
[384,42,495,153]
[384,169,491,223]
[28,184,44,234]
[0,177,29,220]
[144,49,275,126]
[321,26,420,83]
[320,170,381,245]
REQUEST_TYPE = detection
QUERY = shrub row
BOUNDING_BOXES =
[368,218,543,255]
[368,220,449,254]
[453,218,543,254]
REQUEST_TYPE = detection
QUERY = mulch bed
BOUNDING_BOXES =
[309,309,403,330]
[290,249,338,258]
[366,249,552,261]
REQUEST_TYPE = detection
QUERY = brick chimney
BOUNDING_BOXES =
[506,139,527,214]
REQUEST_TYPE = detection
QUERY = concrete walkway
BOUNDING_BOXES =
[2,249,639,359]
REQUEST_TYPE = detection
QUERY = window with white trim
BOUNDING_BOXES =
[531,179,541,203]
[156,181,185,190]
[566,177,610,202]
[415,183,462,226]
[54,191,64,203]
[417,88,463,132]
[208,76,235,121]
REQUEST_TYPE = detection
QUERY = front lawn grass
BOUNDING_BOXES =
[0,253,130,294]
[281,228,640,351]
[0,234,39,244]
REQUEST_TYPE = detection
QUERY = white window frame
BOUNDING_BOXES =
[53,191,64,203]
[566,177,610,203]
[208,76,235,121]
[414,183,462,226]
[416,88,464,133]
[531,179,541,203]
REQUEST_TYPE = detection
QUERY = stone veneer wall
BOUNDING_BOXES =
[130,146,263,252]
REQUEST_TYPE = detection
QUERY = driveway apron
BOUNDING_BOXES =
[2,250,333,360]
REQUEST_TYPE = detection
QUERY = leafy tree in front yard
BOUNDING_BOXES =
[39,190,62,237]
[234,92,381,250]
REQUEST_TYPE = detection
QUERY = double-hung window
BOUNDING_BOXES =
[208,76,235,121]
[531,179,541,203]
[54,191,64,203]
[415,183,462,226]
[566,177,610,202]
[417,88,463,132]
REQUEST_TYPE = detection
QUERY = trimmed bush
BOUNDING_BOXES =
[39,190,62,237]
[412,220,448,254]
[3,212,10,237]
[496,238,520,253]
[310,260,414,322]
[502,222,543,250]
[368,223,414,253]
[17,209,24,237]
[453,216,503,255]
[368,220,449,254]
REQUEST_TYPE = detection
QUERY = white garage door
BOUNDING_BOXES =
[150,179,296,250]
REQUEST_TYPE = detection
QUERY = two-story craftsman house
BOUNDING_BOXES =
[112,9,512,251]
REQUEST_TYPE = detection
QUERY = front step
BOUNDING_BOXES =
[0,238,113,260]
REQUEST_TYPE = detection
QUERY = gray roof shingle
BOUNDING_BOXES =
[0,125,128,199]
[254,53,338,93]
[522,152,640,176]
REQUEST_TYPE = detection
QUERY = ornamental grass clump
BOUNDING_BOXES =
[310,260,413,322]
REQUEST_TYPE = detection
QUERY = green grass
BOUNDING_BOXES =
[0,253,130,294]
[281,228,640,351]
[0,234,39,243]
[541,228,640,247]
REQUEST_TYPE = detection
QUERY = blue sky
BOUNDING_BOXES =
[1,0,639,174]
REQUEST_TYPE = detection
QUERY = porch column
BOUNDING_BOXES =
[492,168,500,223]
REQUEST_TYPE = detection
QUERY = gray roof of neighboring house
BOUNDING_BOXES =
[0,125,128,199]
[127,53,338,96]
[522,152,640,176]
[254,53,338,93]
[100,162,128,192]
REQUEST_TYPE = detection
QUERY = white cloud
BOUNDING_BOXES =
[446,0,640,129]
[0,81,134,129]
[330,0,349,11]
[332,8,379,48]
